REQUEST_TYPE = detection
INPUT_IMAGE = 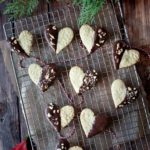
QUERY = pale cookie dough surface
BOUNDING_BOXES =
[28,63,42,85]
[60,105,75,128]
[69,66,85,94]
[80,24,96,53]
[80,108,95,137]
[18,30,33,55]
[69,146,83,150]
[119,49,140,68]
[111,79,127,108]
[56,27,74,54]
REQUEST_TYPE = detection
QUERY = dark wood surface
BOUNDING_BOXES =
[0,1,50,149]
[0,0,150,149]
[123,0,150,106]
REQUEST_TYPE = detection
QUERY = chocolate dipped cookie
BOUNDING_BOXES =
[57,138,83,150]
[80,108,111,138]
[45,25,74,54]
[28,63,57,92]
[46,103,75,132]
[69,66,98,94]
[111,79,139,108]
[79,24,107,53]
[113,40,140,69]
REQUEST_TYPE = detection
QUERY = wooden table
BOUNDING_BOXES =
[0,0,150,149]
[123,0,150,102]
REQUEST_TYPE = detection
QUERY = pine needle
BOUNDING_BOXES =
[4,0,39,20]
[73,0,106,26]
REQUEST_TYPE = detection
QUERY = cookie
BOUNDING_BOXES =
[80,108,111,138]
[111,79,139,108]
[79,24,107,53]
[57,138,83,150]
[8,36,29,58]
[69,66,98,94]
[69,146,83,150]
[113,40,140,69]
[45,25,74,54]
[18,30,33,55]
[28,63,57,92]
[46,103,75,132]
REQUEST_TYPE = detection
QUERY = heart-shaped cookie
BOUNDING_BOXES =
[28,63,57,92]
[113,40,140,69]
[46,103,75,132]
[57,138,83,150]
[18,30,33,55]
[79,24,107,53]
[80,108,111,138]
[111,79,139,108]
[45,25,74,54]
[8,36,29,58]
[69,66,98,94]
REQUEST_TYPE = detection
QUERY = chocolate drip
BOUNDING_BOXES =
[45,25,58,51]
[79,70,98,94]
[118,87,139,108]
[46,103,61,132]
[113,40,129,69]
[39,64,57,92]
[80,28,107,53]
[88,114,111,138]
[57,138,70,150]
[8,37,29,58]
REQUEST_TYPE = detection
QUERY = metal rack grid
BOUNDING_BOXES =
[3,0,150,149]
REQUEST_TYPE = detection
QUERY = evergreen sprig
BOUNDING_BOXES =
[1,0,53,20]
[3,0,39,20]
[1,0,105,24]
[73,0,106,26]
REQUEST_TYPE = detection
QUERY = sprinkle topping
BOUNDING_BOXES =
[8,37,29,58]
[39,64,57,92]
[46,103,61,132]
[79,70,98,94]
[118,87,139,108]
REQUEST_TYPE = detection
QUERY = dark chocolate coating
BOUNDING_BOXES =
[88,114,111,138]
[113,40,129,69]
[118,87,139,108]
[46,103,61,132]
[57,139,70,150]
[8,37,29,58]
[80,28,107,53]
[44,25,58,51]
[79,70,98,94]
[39,63,57,92]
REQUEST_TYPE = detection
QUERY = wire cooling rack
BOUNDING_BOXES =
[3,0,150,149]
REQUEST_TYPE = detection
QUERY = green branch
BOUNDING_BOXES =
[1,0,54,20]
[1,0,105,25]
[73,0,106,26]
[3,0,39,20]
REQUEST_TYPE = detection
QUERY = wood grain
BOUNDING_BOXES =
[0,2,7,40]
[0,1,49,149]
[123,0,150,106]
[123,0,150,49]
